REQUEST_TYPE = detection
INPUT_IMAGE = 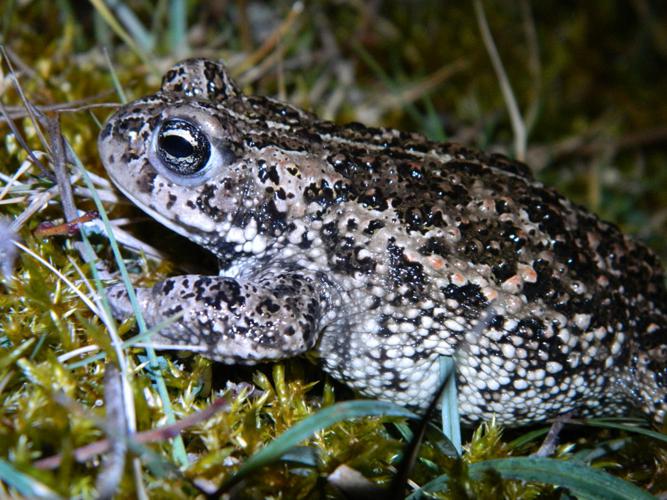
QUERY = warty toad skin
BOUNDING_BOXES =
[98,58,667,426]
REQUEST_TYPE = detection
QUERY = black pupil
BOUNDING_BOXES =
[157,119,211,175]
[160,134,194,158]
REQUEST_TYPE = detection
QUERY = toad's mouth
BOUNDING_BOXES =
[106,167,215,245]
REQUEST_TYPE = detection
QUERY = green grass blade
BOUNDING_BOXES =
[168,0,188,57]
[470,457,654,500]
[102,48,127,104]
[571,437,632,463]
[66,142,188,467]
[439,356,461,455]
[64,311,184,370]
[0,458,64,499]
[410,457,655,499]
[575,419,667,444]
[107,0,155,53]
[507,426,549,450]
[223,400,418,490]
[88,0,158,76]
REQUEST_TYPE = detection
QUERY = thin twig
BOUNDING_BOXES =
[10,183,61,232]
[96,364,128,500]
[46,116,77,221]
[12,240,100,315]
[0,98,118,122]
[0,100,52,180]
[1,46,52,158]
[520,0,542,134]
[235,2,304,77]
[0,45,42,82]
[34,397,231,470]
[526,125,667,171]
[372,59,469,114]
[533,414,572,457]
[474,0,527,161]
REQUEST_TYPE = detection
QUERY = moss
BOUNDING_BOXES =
[0,1,666,498]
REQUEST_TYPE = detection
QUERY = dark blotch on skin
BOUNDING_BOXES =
[443,282,488,320]
[364,220,385,235]
[136,164,157,194]
[387,238,426,304]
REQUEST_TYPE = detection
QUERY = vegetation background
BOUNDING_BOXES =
[0,0,666,498]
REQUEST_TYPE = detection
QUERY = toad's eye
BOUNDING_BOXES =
[156,119,211,175]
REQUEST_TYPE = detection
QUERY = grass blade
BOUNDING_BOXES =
[574,419,667,444]
[0,458,63,499]
[410,456,654,499]
[221,400,417,491]
[439,356,461,455]
[470,457,654,500]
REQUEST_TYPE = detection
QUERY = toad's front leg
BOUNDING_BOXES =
[108,268,335,364]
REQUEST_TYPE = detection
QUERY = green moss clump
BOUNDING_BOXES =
[0,1,666,498]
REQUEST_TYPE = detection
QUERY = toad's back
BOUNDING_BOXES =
[99,58,667,425]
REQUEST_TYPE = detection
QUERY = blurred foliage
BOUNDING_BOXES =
[0,0,666,498]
